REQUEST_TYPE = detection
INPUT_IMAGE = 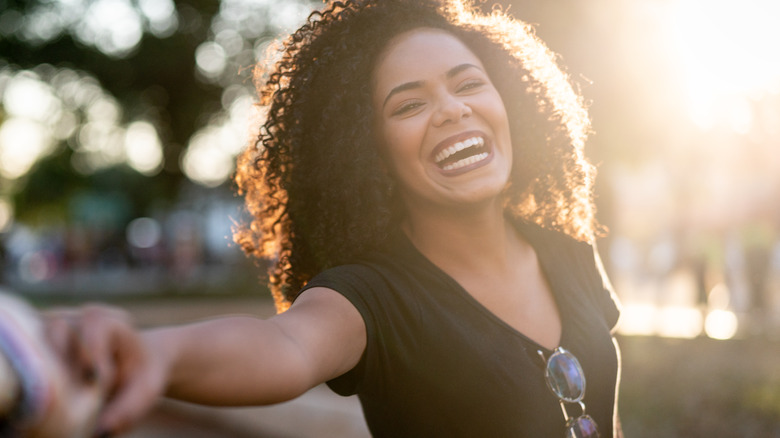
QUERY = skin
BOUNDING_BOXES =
[41,28,564,436]
[42,289,366,436]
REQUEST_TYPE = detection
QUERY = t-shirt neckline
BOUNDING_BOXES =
[390,220,566,354]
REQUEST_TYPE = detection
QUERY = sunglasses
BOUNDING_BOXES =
[538,347,600,438]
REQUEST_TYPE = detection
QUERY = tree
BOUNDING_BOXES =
[0,0,314,224]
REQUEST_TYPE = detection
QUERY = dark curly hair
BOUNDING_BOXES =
[234,0,600,311]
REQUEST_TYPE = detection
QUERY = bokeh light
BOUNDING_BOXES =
[195,42,228,80]
[127,217,162,249]
[79,0,144,57]
[124,121,164,176]
[3,72,62,122]
[6,0,178,58]
[138,0,178,37]
[18,250,57,283]
[0,117,54,179]
[181,127,236,188]
[182,88,257,187]
[0,199,13,233]
[705,310,739,340]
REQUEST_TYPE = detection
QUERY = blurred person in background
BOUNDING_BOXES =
[5,0,622,436]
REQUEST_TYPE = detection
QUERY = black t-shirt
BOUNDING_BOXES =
[300,221,621,437]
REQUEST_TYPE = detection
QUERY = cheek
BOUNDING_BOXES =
[483,94,510,129]
[482,97,512,148]
[380,121,424,167]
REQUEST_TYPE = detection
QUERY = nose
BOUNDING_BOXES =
[432,94,472,127]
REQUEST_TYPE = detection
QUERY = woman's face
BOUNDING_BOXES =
[372,28,512,213]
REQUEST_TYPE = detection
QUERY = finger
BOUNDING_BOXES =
[42,313,75,361]
[41,309,82,376]
[95,339,162,437]
[96,372,162,436]
[77,305,132,385]
[77,307,110,382]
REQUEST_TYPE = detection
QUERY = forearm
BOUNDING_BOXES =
[144,316,314,406]
[31,288,362,435]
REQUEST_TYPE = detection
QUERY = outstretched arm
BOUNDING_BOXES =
[47,287,366,436]
[151,287,366,405]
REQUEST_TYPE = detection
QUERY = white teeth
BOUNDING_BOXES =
[442,152,489,171]
[434,136,485,164]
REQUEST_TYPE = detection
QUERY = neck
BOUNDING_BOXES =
[402,198,518,273]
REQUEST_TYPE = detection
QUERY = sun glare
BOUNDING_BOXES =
[670,0,780,131]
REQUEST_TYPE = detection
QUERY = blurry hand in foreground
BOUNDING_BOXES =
[42,303,167,437]
[0,290,165,437]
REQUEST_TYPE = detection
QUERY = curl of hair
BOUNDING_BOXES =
[234,0,601,311]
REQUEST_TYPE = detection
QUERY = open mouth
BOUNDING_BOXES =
[433,135,490,171]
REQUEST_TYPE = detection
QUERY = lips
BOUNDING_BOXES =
[431,130,493,174]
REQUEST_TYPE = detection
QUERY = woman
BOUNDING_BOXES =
[37,0,622,436]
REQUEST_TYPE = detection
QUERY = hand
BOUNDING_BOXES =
[43,304,168,437]
[0,292,104,438]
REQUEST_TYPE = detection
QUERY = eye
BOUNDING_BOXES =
[391,100,425,116]
[457,79,485,93]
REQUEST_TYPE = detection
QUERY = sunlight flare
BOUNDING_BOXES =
[670,0,780,131]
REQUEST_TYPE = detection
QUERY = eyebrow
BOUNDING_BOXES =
[381,63,483,109]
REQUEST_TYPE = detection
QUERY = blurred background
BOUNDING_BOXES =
[0,0,779,436]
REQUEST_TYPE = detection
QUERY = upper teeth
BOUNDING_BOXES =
[434,136,485,163]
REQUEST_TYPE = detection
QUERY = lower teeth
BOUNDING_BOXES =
[442,152,489,171]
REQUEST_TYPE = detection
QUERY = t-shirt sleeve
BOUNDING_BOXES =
[297,264,384,396]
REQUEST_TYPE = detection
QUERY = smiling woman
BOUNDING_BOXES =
[236,0,600,308]
[22,1,622,437]
[228,0,620,436]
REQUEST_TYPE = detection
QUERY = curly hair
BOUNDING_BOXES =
[234,0,600,311]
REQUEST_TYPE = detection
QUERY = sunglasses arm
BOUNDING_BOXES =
[558,400,587,422]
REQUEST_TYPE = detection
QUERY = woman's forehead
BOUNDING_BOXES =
[372,28,483,93]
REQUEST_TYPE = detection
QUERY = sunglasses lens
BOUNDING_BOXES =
[546,349,585,402]
[566,415,599,438]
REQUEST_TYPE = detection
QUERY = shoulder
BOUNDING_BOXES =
[303,239,422,297]
[515,219,594,256]
[298,245,438,331]
[303,260,395,295]
[516,219,621,325]
[299,256,408,313]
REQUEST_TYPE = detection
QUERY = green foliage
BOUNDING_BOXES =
[0,0,316,222]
